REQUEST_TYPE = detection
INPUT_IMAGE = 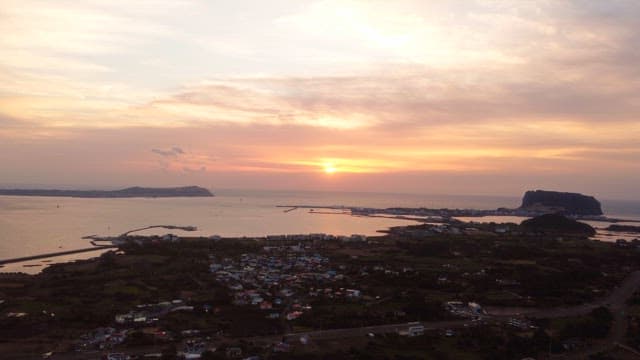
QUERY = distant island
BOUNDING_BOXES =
[0,186,214,198]
[519,189,603,216]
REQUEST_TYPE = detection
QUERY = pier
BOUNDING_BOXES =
[0,246,116,266]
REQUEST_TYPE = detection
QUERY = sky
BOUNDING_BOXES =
[1,0,639,199]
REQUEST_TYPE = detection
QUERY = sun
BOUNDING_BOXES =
[323,163,337,174]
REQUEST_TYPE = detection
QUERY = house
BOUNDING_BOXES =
[162,234,180,242]
[109,331,127,345]
[106,354,128,360]
[445,301,464,310]
[616,239,630,248]
[468,302,484,315]
[169,305,194,312]
[267,312,280,319]
[274,342,291,352]
[508,318,532,330]
[259,301,273,310]
[407,325,425,337]
[346,289,361,298]
[349,234,367,242]
[226,347,242,358]
[249,295,264,305]
[445,301,484,318]
[115,313,133,324]
[209,264,222,273]
[280,289,294,297]
[562,338,585,351]
[398,325,424,337]
[495,226,510,234]
[286,311,303,320]
[496,278,520,286]
[182,340,206,359]
[393,310,406,318]
[181,329,201,337]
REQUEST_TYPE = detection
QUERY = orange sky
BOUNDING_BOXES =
[1,1,639,199]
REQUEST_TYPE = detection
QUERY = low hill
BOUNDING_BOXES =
[0,186,214,198]
[520,190,603,216]
[520,214,596,236]
[605,225,640,233]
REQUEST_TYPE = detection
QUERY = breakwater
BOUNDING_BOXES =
[0,246,116,266]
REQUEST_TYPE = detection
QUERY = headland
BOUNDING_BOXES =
[0,186,213,198]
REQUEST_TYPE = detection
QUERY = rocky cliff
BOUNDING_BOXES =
[520,190,603,216]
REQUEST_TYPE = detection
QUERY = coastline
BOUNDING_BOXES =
[3,209,639,275]
[2,191,639,274]
[2,222,638,359]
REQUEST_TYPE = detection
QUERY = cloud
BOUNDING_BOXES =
[0,124,638,199]
[0,115,25,127]
[1,1,640,198]
[150,144,216,173]
[151,147,184,157]
[2,0,640,130]
[183,166,206,173]
[141,60,640,131]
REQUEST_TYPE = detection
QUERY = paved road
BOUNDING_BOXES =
[40,271,640,360]
[560,271,640,359]
[487,271,640,319]
[274,271,640,345]
[280,320,467,342]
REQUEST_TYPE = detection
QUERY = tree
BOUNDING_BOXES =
[161,344,177,360]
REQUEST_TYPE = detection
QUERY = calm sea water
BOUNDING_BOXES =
[1,189,639,273]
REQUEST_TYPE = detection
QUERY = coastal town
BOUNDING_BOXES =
[1,191,640,359]
[2,202,640,359]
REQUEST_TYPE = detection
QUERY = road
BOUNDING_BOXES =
[281,320,468,342]
[561,271,640,359]
[41,271,640,360]
[486,270,640,319]
[273,271,640,344]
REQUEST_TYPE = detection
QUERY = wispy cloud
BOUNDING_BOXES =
[0,1,639,197]
[152,147,184,157]
[2,0,639,128]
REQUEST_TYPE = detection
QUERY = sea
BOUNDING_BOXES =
[1,189,639,274]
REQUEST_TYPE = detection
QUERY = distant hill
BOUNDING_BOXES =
[520,190,603,216]
[520,214,596,236]
[0,186,214,198]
